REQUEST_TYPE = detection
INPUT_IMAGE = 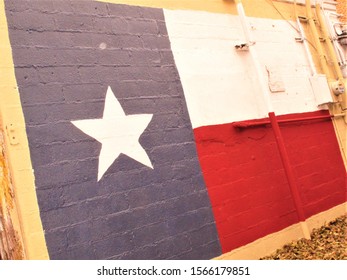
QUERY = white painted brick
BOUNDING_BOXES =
[164,10,319,128]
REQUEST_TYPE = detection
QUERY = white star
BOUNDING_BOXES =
[71,86,153,181]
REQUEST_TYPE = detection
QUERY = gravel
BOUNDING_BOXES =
[260,215,347,260]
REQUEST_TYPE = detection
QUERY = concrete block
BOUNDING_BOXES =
[127,19,158,35]
[66,221,93,246]
[20,83,65,105]
[142,34,171,50]
[7,11,56,31]
[36,187,64,212]
[156,234,192,259]
[63,83,106,102]
[44,229,68,253]
[34,158,98,189]
[133,221,169,247]
[40,203,89,230]
[93,234,134,259]
[167,207,215,235]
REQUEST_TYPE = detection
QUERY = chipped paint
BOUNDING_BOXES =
[0,131,24,260]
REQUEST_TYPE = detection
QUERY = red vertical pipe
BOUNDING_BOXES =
[268,112,306,222]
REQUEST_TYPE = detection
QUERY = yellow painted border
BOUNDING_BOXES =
[0,0,49,259]
[98,0,236,14]
[215,202,347,259]
[97,0,304,20]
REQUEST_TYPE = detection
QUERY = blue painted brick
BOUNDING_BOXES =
[97,49,131,66]
[92,232,134,259]
[167,208,215,236]
[156,234,192,259]
[66,221,94,246]
[127,19,158,35]
[54,14,95,32]
[34,159,99,189]
[7,11,56,31]
[40,203,90,230]
[37,66,81,84]
[142,34,171,50]
[173,242,221,260]
[23,100,105,125]
[44,229,68,253]
[11,47,57,67]
[83,193,130,219]
[36,187,64,212]
[63,83,106,102]
[61,180,110,205]
[157,20,168,35]
[133,221,170,247]
[12,67,40,86]
[20,84,65,105]
[5,0,30,12]
[26,122,96,147]
[69,1,109,16]
[51,243,97,260]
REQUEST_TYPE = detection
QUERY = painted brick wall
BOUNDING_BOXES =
[195,111,346,253]
[5,0,221,259]
[164,9,320,128]
[165,8,346,252]
[3,0,347,260]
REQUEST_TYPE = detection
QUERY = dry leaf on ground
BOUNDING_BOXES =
[260,215,347,260]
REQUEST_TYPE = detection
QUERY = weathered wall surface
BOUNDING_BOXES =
[4,0,221,259]
[0,131,24,260]
[1,0,346,259]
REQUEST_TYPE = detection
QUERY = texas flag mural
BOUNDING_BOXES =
[4,0,346,259]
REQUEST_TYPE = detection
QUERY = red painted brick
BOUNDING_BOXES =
[195,111,346,253]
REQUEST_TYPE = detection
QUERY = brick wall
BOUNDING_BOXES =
[3,0,346,260]
[195,111,346,253]
[5,0,221,260]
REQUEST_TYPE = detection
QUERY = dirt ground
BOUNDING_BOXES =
[260,215,347,260]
